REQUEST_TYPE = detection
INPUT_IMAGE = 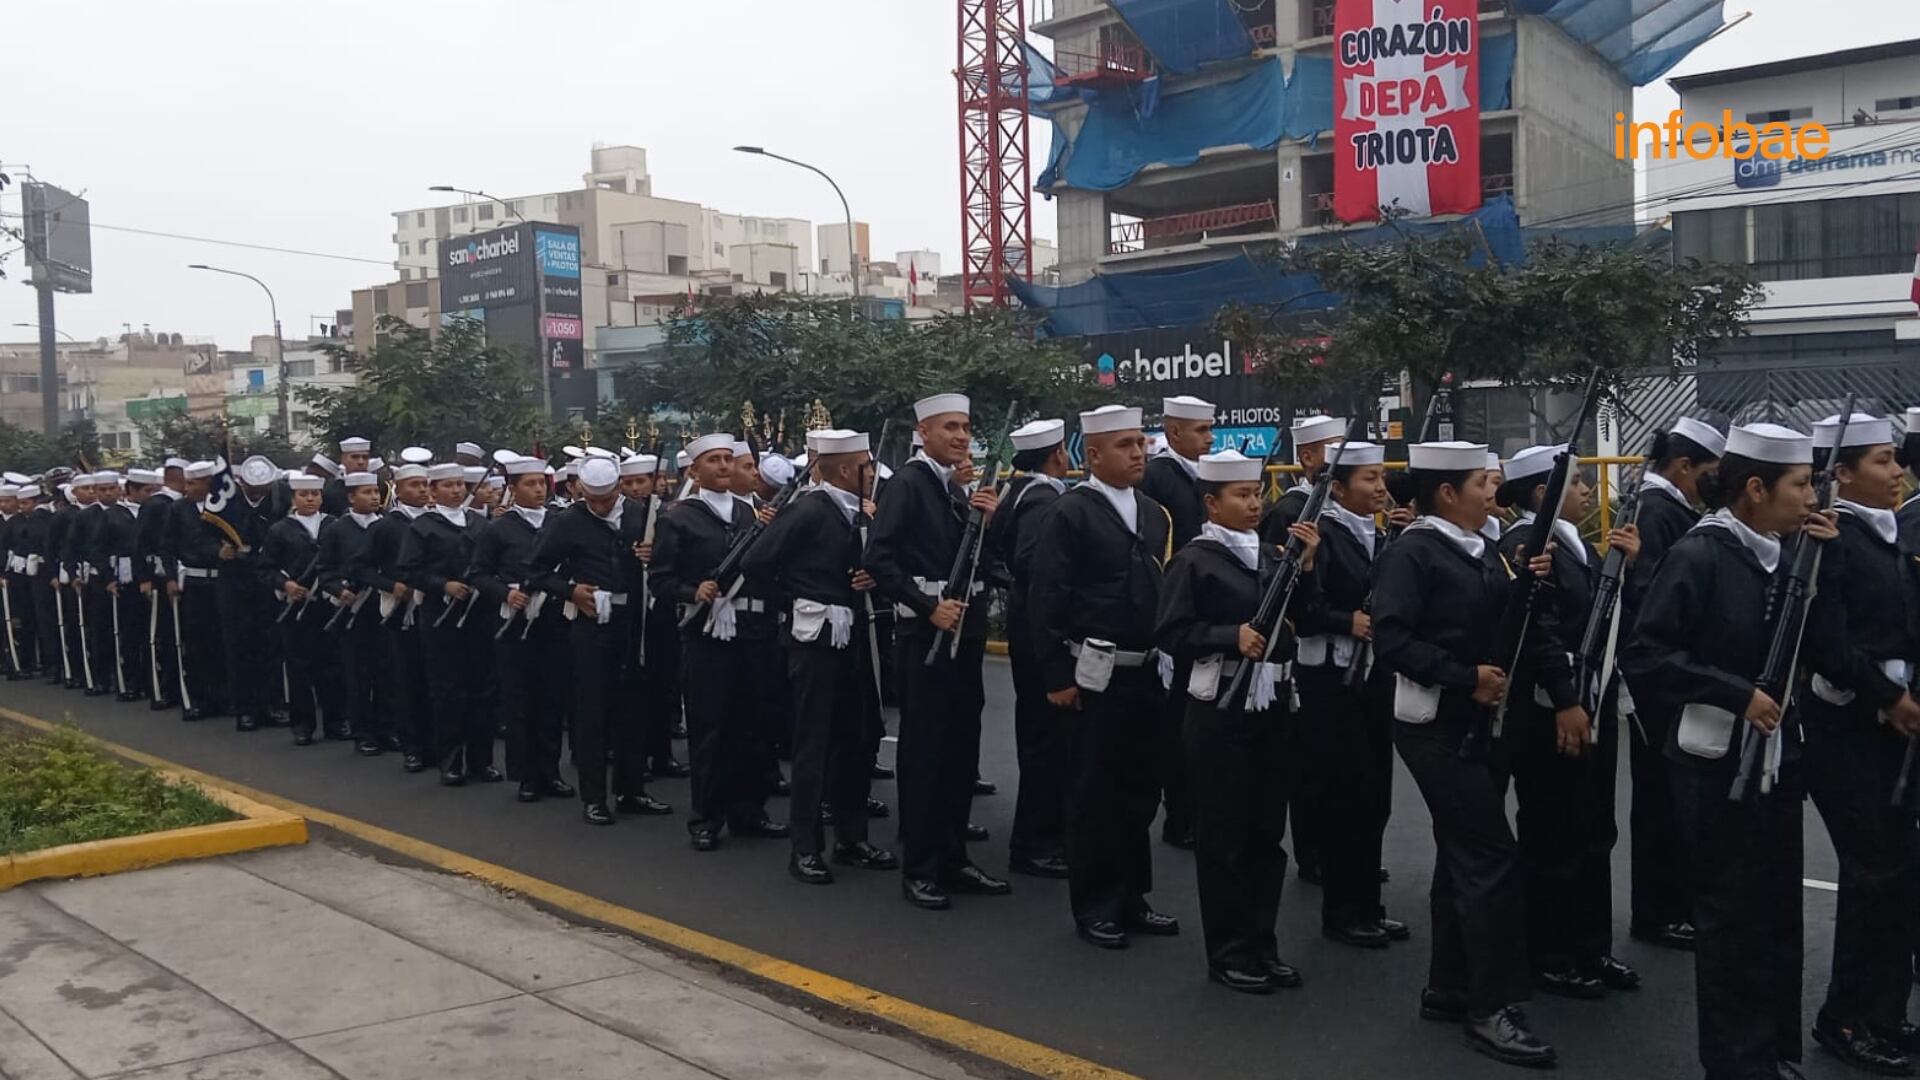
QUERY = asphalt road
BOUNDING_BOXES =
[6,663,1865,1080]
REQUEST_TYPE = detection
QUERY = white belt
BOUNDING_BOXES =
[898,577,985,619]
[680,597,763,615]
[1219,657,1294,682]
[1295,633,1358,669]
[1068,640,1155,668]
[179,566,220,581]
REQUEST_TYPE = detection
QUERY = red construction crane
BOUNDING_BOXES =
[956,0,1033,308]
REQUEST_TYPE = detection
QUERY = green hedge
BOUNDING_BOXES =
[0,727,236,856]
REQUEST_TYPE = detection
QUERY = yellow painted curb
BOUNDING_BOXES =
[0,705,1136,1080]
[0,712,308,892]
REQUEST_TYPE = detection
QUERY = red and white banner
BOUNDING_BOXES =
[1333,0,1481,224]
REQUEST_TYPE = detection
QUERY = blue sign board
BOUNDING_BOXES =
[535,229,581,279]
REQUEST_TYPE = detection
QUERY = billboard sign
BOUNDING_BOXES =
[21,182,93,294]
[435,221,585,390]
[1333,0,1481,223]
[534,229,581,278]
[440,224,535,310]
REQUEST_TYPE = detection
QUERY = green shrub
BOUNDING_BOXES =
[0,726,236,855]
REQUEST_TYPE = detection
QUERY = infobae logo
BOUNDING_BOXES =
[446,232,521,268]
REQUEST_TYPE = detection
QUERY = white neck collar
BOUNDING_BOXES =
[513,504,547,529]
[292,511,326,539]
[1516,512,1588,565]
[1084,474,1138,534]
[1200,522,1259,569]
[348,510,379,528]
[695,488,734,521]
[432,505,467,527]
[1836,498,1897,545]
[1698,508,1781,573]
[1321,500,1377,558]
[822,484,861,523]
[1154,446,1198,477]
[1643,470,1688,506]
[395,503,427,519]
[911,451,956,486]
[1408,514,1486,558]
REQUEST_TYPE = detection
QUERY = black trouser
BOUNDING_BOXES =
[146,587,177,704]
[216,571,271,721]
[1394,714,1530,1015]
[280,602,342,738]
[420,595,491,774]
[1295,663,1394,930]
[1672,758,1803,1080]
[683,631,772,831]
[1510,685,1619,972]
[178,576,226,713]
[570,613,647,807]
[1629,701,1690,929]
[637,599,677,766]
[497,614,565,785]
[895,626,986,883]
[1066,665,1162,928]
[5,574,39,673]
[32,575,62,680]
[1184,691,1289,972]
[380,616,427,755]
[62,583,89,688]
[1159,657,1192,841]
[1804,709,1919,1033]
[86,582,120,693]
[112,583,148,699]
[1007,618,1067,862]
[334,603,380,742]
[787,639,874,856]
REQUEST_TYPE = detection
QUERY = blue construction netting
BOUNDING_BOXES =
[1106,0,1255,75]
[1517,0,1726,86]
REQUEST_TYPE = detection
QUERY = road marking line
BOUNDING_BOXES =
[1804,878,1838,892]
[0,705,1140,1080]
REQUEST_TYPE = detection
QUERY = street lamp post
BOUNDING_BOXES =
[11,322,77,342]
[189,264,286,438]
[428,185,526,222]
[732,147,860,299]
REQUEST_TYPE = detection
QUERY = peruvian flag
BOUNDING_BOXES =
[908,261,920,306]
[1333,0,1481,224]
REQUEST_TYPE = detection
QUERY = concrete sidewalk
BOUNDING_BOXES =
[0,844,982,1080]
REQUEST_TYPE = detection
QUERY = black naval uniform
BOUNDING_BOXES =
[742,485,878,860]
[67,500,105,692]
[46,500,82,687]
[96,498,146,700]
[138,489,183,708]
[215,491,281,727]
[397,505,491,778]
[21,503,61,683]
[1155,530,1302,980]
[651,492,776,840]
[1620,475,1699,941]
[1622,515,1805,1080]
[1800,503,1920,1043]
[0,509,32,676]
[1139,452,1203,848]
[989,472,1069,871]
[1029,481,1173,935]
[314,510,381,752]
[164,493,227,716]
[1258,481,1327,876]
[264,512,345,741]
[1372,517,1535,1019]
[469,505,567,791]
[364,506,429,763]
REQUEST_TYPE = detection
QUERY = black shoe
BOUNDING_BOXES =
[150,699,176,712]
[1208,966,1277,995]
[85,686,110,697]
[469,766,505,783]
[1323,923,1391,949]
[1377,916,1412,941]
[1126,908,1180,936]
[1535,966,1605,1000]
[820,804,836,826]
[972,777,997,796]
[1077,921,1128,949]
[1779,1064,1808,1080]
[864,796,890,818]
[771,775,791,797]
[831,842,899,870]
[942,864,1011,895]
[236,716,260,733]
[690,828,721,852]
[354,739,383,757]
[116,691,142,703]
[181,708,207,722]
[1009,854,1071,879]
[1161,825,1195,850]
[1874,1022,1920,1056]
[789,853,834,885]
[582,803,615,826]
[402,753,428,774]
[1420,988,1470,1023]
[616,794,674,816]
[1467,1006,1557,1069]
[1814,1014,1915,1076]
[871,762,895,780]
[322,726,351,742]
[1580,955,1640,991]
[1262,957,1304,988]
[965,822,990,843]
[1297,862,1323,885]
[517,783,541,803]
[902,878,951,910]
[439,769,465,787]
[670,720,688,740]
[384,734,404,752]
[291,732,315,747]
[730,815,789,838]
[1630,919,1697,951]
[650,757,691,778]
[1379,866,1392,883]
[545,779,577,798]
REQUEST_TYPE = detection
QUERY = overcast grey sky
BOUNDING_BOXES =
[3,0,1914,351]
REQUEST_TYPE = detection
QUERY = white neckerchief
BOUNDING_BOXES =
[1084,474,1138,534]
[33,504,51,514]
[1697,507,1781,574]
[243,492,267,510]
[348,510,379,529]
[1200,522,1260,570]
[1836,498,1898,545]
[394,503,427,520]
[822,484,861,524]
[431,505,467,527]
[1479,516,1504,543]
[291,511,326,541]
[122,500,140,520]
[1012,473,1065,512]
[1154,446,1198,478]
[1322,501,1377,558]
[911,451,956,487]
[1408,514,1486,559]
[1515,512,1588,566]
[1643,470,1688,507]
[695,488,734,523]
[153,487,182,501]
[512,504,547,529]
[591,496,625,532]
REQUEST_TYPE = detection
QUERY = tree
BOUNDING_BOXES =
[133,412,298,466]
[0,418,101,474]
[301,316,544,457]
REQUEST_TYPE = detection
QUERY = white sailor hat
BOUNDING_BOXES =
[675,450,691,469]
[1906,407,1920,436]
[759,454,797,487]
[813,431,870,456]
[1079,404,1142,435]
[1291,415,1347,450]
[915,393,971,422]
[339,436,371,454]
[310,453,341,478]
[793,452,810,470]
[1010,419,1065,452]
[1502,445,1566,484]
[343,472,378,487]
[619,455,658,477]
[576,457,620,496]
[163,458,190,472]
[367,457,385,473]
[18,484,41,499]
[455,441,484,459]
[1408,441,1490,472]
[504,457,546,477]
[426,463,464,483]
[492,448,520,466]
[392,464,429,482]
[685,433,735,460]
[732,440,753,459]
[0,485,18,498]
[459,466,486,485]
[1813,412,1893,450]
[554,464,574,481]
[1726,423,1812,465]
[3,471,30,485]
[1486,452,1504,473]
[804,429,833,452]
[237,456,279,487]
[127,469,163,486]
[184,460,220,481]
[584,446,617,460]
[288,474,324,492]
[1162,395,1216,422]
[71,473,97,487]
[562,445,585,460]
[97,470,127,485]
[399,446,433,465]
[1194,449,1263,483]
[481,475,505,490]
[1671,417,1727,457]
[1331,440,1385,467]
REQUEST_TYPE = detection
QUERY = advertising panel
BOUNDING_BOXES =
[1333,0,1481,223]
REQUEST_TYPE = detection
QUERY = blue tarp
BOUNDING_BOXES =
[1518,0,1725,86]
[1107,0,1254,76]
[1012,196,1525,337]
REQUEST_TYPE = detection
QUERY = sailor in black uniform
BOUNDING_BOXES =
[220,456,287,731]
[139,460,188,710]
[314,472,384,756]
[1622,422,1835,1080]
[326,437,372,517]
[624,453,688,782]
[0,481,28,678]
[78,473,123,698]
[1259,413,1347,544]
[1797,411,1920,1074]
[1373,439,1557,1069]
[397,462,496,784]
[65,474,106,695]
[264,475,341,745]
[1029,404,1178,950]
[368,462,433,770]
[1155,448,1319,991]
[102,470,159,702]
[1898,407,1920,550]
[161,463,223,718]
[19,481,61,684]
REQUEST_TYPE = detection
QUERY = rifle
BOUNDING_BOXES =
[148,588,163,697]
[171,591,193,712]
[274,553,322,624]
[1893,673,1920,810]
[1220,419,1362,712]
[73,577,96,691]
[926,401,1020,666]
[1462,370,1605,760]
[678,442,805,633]
[109,584,126,697]
[635,446,667,663]
[859,418,893,703]
[0,573,19,675]
[1731,395,1855,802]
[1572,467,1646,727]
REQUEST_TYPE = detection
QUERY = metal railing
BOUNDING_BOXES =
[1050,39,1149,85]
[1108,200,1279,254]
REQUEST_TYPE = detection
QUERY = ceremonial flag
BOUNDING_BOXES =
[908,261,919,306]
[1333,0,1482,224]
